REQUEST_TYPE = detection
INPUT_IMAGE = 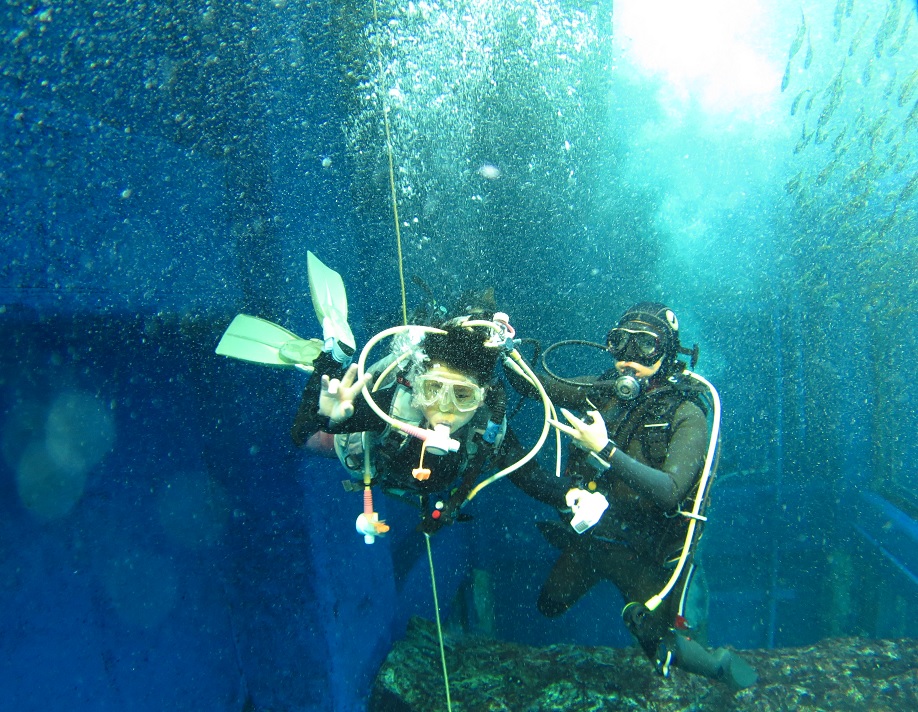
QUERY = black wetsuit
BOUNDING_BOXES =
[507,365,710,660]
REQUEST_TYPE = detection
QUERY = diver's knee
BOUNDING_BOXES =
[622,602,665,660]
[622,601,653,638]
[537,592,569,618]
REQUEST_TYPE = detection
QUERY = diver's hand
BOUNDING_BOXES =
[319,364,372,423]
[549,408,610,453]
[565,488,591,510]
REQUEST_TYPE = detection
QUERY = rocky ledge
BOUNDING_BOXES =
[370,617,918,711]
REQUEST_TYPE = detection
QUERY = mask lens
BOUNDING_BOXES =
[606,327,662,364]
[606,329,630,354]
[634,332,659,357]
[414,374,483,412]
[451,384,477,405]
[417,378,445,403]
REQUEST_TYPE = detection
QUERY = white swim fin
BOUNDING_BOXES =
[216,314,324,368]
[307,250,355,353]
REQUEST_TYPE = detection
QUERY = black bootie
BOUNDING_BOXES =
[670,635,758,691]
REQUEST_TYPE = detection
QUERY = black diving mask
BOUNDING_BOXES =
[606,323,664,366]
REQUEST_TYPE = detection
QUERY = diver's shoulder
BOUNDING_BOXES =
[674,398,706,419]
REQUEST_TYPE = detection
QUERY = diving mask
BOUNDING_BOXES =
[606,323,664,366]
[413,373,485,413]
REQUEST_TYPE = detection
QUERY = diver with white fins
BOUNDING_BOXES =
[216,252,553,543]
[215,261,755,688]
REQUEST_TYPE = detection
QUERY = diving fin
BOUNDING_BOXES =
[307,251,355,352]
[216,314,324,368]
[669,635,758,691]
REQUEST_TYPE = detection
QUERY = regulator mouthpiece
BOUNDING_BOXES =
[614,370,642,401]
[424,423,460,456]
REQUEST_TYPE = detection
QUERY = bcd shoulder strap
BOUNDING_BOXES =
[612,382,707,468]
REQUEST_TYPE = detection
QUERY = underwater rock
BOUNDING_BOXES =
[370,617,918,711]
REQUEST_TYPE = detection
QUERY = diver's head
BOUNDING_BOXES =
[412,318,499,431]
[606,303,687,389]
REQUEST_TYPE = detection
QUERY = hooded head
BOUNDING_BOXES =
[606,302,686,377]
[419,317,499,385]
[409,318,499,432]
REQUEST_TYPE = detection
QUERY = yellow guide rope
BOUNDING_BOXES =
[370,1,452,708]
[425,532,453,711]
[371,0,409,327]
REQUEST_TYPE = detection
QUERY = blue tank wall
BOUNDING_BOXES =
[0,2,452,709]
[0,305,471,711]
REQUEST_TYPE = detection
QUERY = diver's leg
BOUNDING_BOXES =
[601,547,673,659]
[537,543,601,618]
[663,634,758,691]
[659,561,756,689]
[617,558,757,690]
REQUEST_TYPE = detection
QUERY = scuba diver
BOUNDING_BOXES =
[291,314,549,539]
[215,252,551,542]
[505,302,758,691]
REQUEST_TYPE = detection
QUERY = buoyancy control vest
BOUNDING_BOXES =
[566,376,712,556]
[605,378,710,471]
[333,362,507,503]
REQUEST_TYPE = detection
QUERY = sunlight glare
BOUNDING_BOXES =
[615,0,781,116]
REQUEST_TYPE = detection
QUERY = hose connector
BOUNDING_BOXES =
[356,511,390,544]
[422,423,461,456]
[487,312,516,351]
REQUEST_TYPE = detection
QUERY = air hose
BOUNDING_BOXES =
[642,370,721,612]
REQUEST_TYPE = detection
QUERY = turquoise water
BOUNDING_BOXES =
[0,1,915,709]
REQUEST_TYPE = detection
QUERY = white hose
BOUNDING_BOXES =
[465,350,556,500]
[352,319,557,496]
[355,324,445,435]
[644,369,721,611]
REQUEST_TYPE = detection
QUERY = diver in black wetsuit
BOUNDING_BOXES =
[507,302,758,691]
[215,257,545,540]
